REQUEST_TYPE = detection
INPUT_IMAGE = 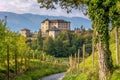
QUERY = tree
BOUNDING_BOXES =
[31,40,38,50]
[43,37,55,56]
[37,0,117,79]
[37,30,43,51]
[109,1,120,65]
[54,38,65,57]
[0,20,6,62]
[83,1,114,79]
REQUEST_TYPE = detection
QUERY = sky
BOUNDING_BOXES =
[0,0,89,19]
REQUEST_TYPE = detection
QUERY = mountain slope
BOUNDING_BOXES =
[0,11,92,32]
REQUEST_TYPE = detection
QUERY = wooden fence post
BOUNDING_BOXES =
[83,44,85,73]
[75,53,77,66]
[14,48,18,75]
[69,54,73,74]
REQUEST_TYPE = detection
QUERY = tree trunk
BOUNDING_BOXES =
[93,17,113,80]
[78,49,80,73]
[33,51,35,60]
[92,35,94,70]
[116,27,119,65]
[97,42,112,80]
[7,45,10,80]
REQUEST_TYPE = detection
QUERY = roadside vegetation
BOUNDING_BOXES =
[63,28,120,80]
[13,60,67,80]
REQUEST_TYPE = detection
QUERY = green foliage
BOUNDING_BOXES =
[109,1,120,28]
[63,71,99,80]
[37,30,43,50]
[63,74,78,80]
[43,37,56,56]
[0,19,68,79]
[0,20,6,40]
[37,0,84,13]
[13,74,32,80]
[41,30,92,57]
[111,68,120,80]
[64,29,120,80]
[87,1,115,76]
[14,61,67,80]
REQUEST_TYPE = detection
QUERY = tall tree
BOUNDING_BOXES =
[43,37,55,56]
[37,30,43,51]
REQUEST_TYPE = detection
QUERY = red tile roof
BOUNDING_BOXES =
[42,19,70,23]
[21,28,30,31]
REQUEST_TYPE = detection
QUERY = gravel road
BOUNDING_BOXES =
[40,72,65,80]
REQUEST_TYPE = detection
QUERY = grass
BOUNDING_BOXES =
[0,57,68,80]
[13,60,67,80]
[14,68,62,80]
[111,67,120,80]
[63,43,120,80]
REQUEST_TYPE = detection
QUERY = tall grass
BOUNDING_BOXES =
[13,60,67,80]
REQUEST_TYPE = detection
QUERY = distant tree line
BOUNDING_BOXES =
[30,28,93,57]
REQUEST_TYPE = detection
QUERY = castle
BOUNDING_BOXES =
[20,28,38,40]
[21,28,31,37]
[21,19,71,39]
[41,19,70,39]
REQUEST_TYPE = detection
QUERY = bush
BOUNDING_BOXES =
[111,68,120,80]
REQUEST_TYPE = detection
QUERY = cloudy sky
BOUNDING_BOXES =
[0,0,88,19]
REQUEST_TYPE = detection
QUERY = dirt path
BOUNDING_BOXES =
[40,72,65,80]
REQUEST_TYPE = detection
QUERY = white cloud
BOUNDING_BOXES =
[0,0,89,19]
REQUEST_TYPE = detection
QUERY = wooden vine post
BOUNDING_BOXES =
[14,48,18,75]
[7,45,10,80]
[28,52,30,70]
[33,50,35,60]
[75,53,77,67]
[83,44,85,73]
[92,35,94,70]
[69,55,73,74]
[77,48,80,73]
